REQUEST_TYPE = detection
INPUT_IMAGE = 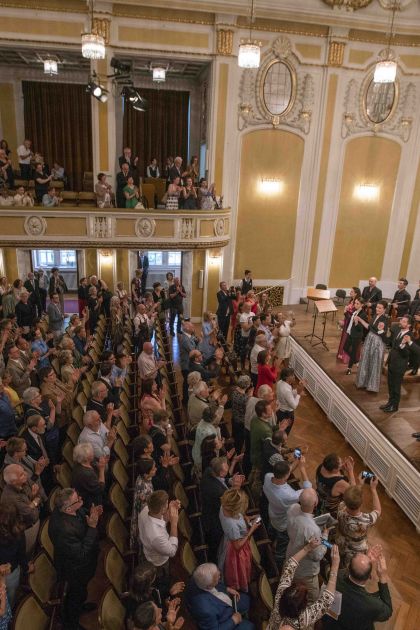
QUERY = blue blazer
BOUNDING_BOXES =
[186,580,253,630]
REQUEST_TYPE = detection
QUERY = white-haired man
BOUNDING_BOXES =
[1,464,41,554]
[78,410,116,461]
[186,562,254,629]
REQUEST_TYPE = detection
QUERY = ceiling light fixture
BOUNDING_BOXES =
[374,1,398,83]
[82,0,105,60]
[152,67,166,83]
[238,0,261,69]
[260,178,283,195]
[354,183,380,201]
[122,86,148,112]
[44,59,58,75]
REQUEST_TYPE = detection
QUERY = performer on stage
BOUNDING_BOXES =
[355,300,388,392]
[380,315,420,413]
[390,278,411,318]
[337,287,361,364]
[361,277,382,317]
[343,297,368,375]
[408,300,420,375]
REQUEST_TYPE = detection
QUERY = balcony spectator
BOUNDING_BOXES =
[13,186,34,208]
[146,158,160,178]
[168,156,183,183]
[198,178,216,210]
[16,139,33,180]
[34,163,52,203]
[95,172,113,208]
[116,162,133,208]
[42,186,62,207]
[124,175,143,209]
[165,176,182,211]
[180,176,197,210]
[182,154,199,185]
[51,161,66,182]
[0,188,14,206]
[0,149,14,188]
[119,146,139,173]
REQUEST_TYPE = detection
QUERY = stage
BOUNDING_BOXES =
[285,304,420,530]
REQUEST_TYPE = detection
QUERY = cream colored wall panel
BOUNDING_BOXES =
[118,25,209,49]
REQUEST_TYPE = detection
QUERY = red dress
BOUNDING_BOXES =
[255,364,278,393]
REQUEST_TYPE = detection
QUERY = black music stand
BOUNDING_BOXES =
[304,299,337,351]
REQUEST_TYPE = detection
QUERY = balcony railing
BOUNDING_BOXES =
[0,206,231,249]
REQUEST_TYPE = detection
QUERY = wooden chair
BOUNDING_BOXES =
[66,422,80,445]
[111,458,129,492]
[38,518,54,560]
[109,482,130,521]
[180,541,198,577]
[105,513,134,559]
[79,191,96,206]
[60,191,79,207]
[104,545,127,595]
[98,586,126,630]
[258,571,274,618]
[72,405,84,429]
[29,551,58,606]
[62,439,74,468]
[12,594,50,630]
[141,183,155,209]
[55,462,72,488]
[47,487,60,513]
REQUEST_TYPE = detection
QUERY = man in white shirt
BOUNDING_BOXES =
[250,334,267,388]
[286,488,326,602]
[138,490,179,569]
[276,368,305,434]
[239,302,253,369]
[17,139,33,180]
[263,459,312,566]
[137,341,165,382]
[78,410,116,461]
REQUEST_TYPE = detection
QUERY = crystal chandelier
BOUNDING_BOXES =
[374,2,398,83]
[82,0,105,60]
[238,0,261,69]
[152,67,166,83]
[44,59,58,75]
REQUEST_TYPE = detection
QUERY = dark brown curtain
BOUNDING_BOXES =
[22,81,92,191]
[122,88,189,177]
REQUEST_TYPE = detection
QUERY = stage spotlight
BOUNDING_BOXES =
[86,78,109,103]
[122,86,148,111]
[110,57,132,74]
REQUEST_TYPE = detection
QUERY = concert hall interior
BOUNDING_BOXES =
[0,1,420,629]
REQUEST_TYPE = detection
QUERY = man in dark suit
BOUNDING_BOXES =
[179,321,200,404]
[240,270,253,295]
[361,277,382,316]
[138,250,149,296]
[118,146,139,171]
[116,162,134,208]
[168,156,183,183]
[323,551,392,630]
[186,561,254,629]
[391,277,411,318]
[24,271,42,317]
[200,457,244,563]
[21,414,54,491]
[49,488,100,630]
[216,281,235,341]
[380,315,420,412]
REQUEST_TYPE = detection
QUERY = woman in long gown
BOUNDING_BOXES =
[356,300,388,392]
[337,286,361,364]
[274,311,295,367]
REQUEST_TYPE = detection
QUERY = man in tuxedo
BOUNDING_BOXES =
[380,315,420,412]
[216,281,235,341]
[391,278,411,318]
[116,162,133,208]
[361,277,382,316]
[186,561,254,630]
[138,250,149,296]
[200,457,244,563]
[240,270,253,295]
[323,550,392,629]
[168,156,183,183]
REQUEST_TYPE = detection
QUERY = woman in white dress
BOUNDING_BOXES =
[274,311,295,367]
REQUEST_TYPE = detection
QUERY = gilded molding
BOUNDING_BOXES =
[236,17,329,38]
[93,17,111,45]
[321,0,373,8]
[216,29,234,56]
[328,41,346,67]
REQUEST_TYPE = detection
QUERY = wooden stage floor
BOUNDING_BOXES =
[286,304,420,473]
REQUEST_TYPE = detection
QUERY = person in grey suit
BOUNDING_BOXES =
[179,321,199,404]
[47,292,64,339]
[6,345,36,397]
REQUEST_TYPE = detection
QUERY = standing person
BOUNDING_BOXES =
[116,163,133,208]
[337,287,362,364]
[322,550,392,630]
[137,491,179,571]
[276,368,304,435]
[77,277,89,318]
[255,350,279,394]
[239,302,253,370]
[390,277,411,318]
[1,465,41,555]
[273,312,295,368]
[119,146,139,173]
[198,312,217,362]
[240,271,253,296]
[48,267,67,314]
[356,300,388,392]
[33,163,52,204]
[231,375,252,454]
[47,293,64,340]
[361,277,382,318]
[285,489,326,602]
[123,175,142,208]
[23,272,41,318]
[249,400,274,501]
[138,251,149,296]
[165,176,182,210]
[95,172,113,208]
[216,282,235,341]
[49,488,101,630]
[179,321,200,404]
[17,139,33,180]
[169,277,186,337]
[146,157,160,178]
[343,297,368,376]
[131,269,143,310]
[0,504,31,609]
[380,315,420,413]
[15,291,36,338]
[316,453,356,518]
[36,269,48,314]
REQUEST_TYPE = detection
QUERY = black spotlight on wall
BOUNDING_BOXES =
[86,76,109,103]
[122,86,147,112]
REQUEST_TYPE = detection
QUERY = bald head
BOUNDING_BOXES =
[143,342,153,355]
[349,553,372,583]
[299,488,318,513]
[369,277,377,287]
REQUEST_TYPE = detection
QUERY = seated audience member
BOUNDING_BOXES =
[218,489,260,592]
[192,406,222,471]
[0,503,30,609]
[1,464,41,555]
[0,380,18,440]
[336,477,381,568]
[124,175,143,209]
[139,380,166,432]
[78,409,116,460]
[49,488,101,630]
[95,172,113,208]
[42,186,61,207]
[86,380,118,425]
[3,437,47,502]
[31,327,55,369]
[187,562,254,630]
[200,457,244,563]
[51,161,65,181]
[130,459,157,551]
[316,453,356,517]
[0,188,14,206]
[6,344,36,397]
[146,158,160,178]
[137,341,165,383]
[137,490,180,569]
[131,600,183,630]
[263,460,312,566]
[276,368,305,434]
[188,348,223,383]
[268,540,339,630]
[71,443,106,510]
[13,186,34,207]
[286,489,326,602]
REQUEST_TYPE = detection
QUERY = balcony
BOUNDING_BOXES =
[0,206,231,249]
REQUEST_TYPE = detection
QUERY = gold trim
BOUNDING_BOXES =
[0,240,230,250]
[217,29,234,56]
[328,41,346,67]
[321,0,373,8]
[349,29,420,48]
[236,16,329,38]
[259,58,296,121]
[112,5,215,26]
[0,0,85,12]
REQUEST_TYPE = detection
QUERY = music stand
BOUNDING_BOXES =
[304,299,337,351]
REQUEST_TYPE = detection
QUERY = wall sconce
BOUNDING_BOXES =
[354,184,380,202]
[260,178,283,195]
[99,249,112,257]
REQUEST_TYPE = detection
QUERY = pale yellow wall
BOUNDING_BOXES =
[98,251,114,289]
[85,249,98,278]
[191,250,205,318]
[329,136,401,288]
[400,157,420,278]
[116,249,129,290]
[234,129,304,279]
[214,64,228,193]
[3,248,18,280]
[206,249,221,314]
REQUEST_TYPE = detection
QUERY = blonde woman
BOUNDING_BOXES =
[58,349,81,386]
[274,311,295,368]
[198,311,218,361]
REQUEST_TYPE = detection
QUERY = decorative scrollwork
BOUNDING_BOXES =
[217,29,234,55]
[24,215,46,236]
[135,217,156,238]
[214,218,225,237]
[321,0,373,9]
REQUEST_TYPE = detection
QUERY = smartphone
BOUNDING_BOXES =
[253,516,262,525]
[362,471,375,483]
[321,538,333,549]
[294,448,302,460]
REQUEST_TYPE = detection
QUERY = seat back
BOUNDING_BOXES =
[113,438,129,468]
[72,404,84,429]
[177,509,192,541]
[109,482,129,521]
[106,512,129,556]
[173,480,189,510]
[142,183,155,209]
[98,586,126,630]
[315,283,327,290]
[29,551,57,604]
[12,594,49,630]
[259,571,274,611]
[55,462,72,488]
[104,545,127,595]
[38,518,54,560]
[62,439,74,468]
[66,421,80,445]
[180,541,197,576]
[111,459,129,491]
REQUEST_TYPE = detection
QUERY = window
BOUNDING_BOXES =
[36,250,55,267]
[144,251,181,268]
[168,251,182,266]
[147,251,163,266]
[59,250,77,268]
[32,249,77,270]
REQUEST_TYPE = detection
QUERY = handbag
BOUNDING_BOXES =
[135,201,144,210]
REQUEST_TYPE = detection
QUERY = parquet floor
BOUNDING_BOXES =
[81,330,420,630]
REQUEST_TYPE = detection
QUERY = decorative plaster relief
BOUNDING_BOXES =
[24,215,47,236]
[135,217,156,238]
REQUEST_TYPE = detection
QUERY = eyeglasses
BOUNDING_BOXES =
[65,494,82,509]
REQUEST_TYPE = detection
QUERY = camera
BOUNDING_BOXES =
[362,471,375,483]
[294,448,302,460]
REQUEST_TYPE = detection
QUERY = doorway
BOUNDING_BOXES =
[31,249,79,291]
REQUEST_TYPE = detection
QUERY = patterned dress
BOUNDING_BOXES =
[336,502,379,568]
[130,475,153,551]
[268,557,335,630]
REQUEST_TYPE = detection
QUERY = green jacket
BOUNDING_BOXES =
[250,416,272,468]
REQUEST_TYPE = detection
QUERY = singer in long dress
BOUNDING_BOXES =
[356,300,388,393]
[337,287,361,364]
[274,312,295,367]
